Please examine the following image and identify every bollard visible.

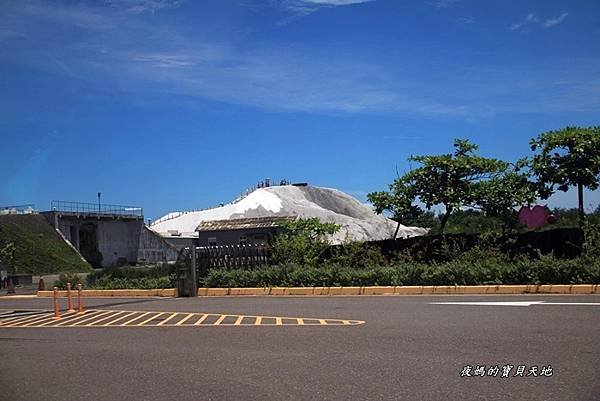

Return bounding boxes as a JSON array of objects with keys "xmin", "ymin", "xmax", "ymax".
[
  {"xmin": 66, "ymin": 282, "xmax": 75, "ymax": 312},
  {"xmin": 77, "ymin": 283, "xmax": 84, "ymax": 314},
  {"xmin": 53, "ymin": 286, "xmax": 61, "ymax": 320},
  {"xmin": 7, "ymin": 278, "xmax": 15, "ymax": 294},
  {"xmin": 38, "ymin": 277, "xmax": 45, "ymax": 292}
]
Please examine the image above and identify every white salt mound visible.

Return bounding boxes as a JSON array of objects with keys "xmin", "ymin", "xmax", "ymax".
[{"xmin": 150, "ymin": 185, "xmax": 427, "ymax": 243}]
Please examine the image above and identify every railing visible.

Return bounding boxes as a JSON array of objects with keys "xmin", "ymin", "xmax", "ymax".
[
  {"xmin": 50, "ymin": 200, "xmax": 143, "ymax": 217},
  {"xmin": 196, "ymin": 244, "xmax": 270, "ymax": 270},
  {"xmin": 0, "ymin": 204, "xmax": 36, "ymax": 215}
]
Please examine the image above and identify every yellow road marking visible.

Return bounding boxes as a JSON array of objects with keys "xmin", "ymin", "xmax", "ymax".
[
  {"xmin": 1, "ymin": 312, "xmax": 53, "ymax": 326},
  {"xmin": 176, "ymin": 313, "xmax": 195, "ymax": 326},
  {"xmin": 36, "ymin": 312, "xmax": 81, "ymax": 327},
  {"xmin": 121, "ymin": 312, "xmax": 151, "ymax": 326},
  {"xmin": 89, "ymin": 311, "xmax": 128, "ymax": 326},
  {"xmin": 193, "ymin": 314, "xmax": 209, "ymax": 325},
  {"xmin": 0, "ymin": 308, "xmax": 365, "ymax": 328},
  {"xmin": 54, "ymin": 311, "xmax": 100, "ymax": 326},
  {"xmin": 73, "ymin": 311, "xmax": 114, "ymax": 326},
  {"xmin": 137, "ymin": 312, "xmax": 165, "ymax": 326},
  {"xmin": 4, "ymin": 313, "xmax": 54, "ymax": 327},
  {"xmin": 213, "ymin": 315, "xmax": 227, "ymax": 325},
  {"xmin": 157, "ymin": 313, "xmax": 179, "ymax": 326},
  {"xmin": 102, "ymin": 311, "xmax": 138, "ymax": 326}
]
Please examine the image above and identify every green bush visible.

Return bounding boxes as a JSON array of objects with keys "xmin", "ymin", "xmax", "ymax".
[
  {"xmin": 85, "ymin": 263, "xmax": 176, "ymax": 289},
  {"xmin": 203, "ymin": 255, "xmax": 600, "ymax": 288},
  {"xmin": 53, "ymin": 272, "xmax": 85, "ymax": 289},
  {"xmin": 89, "ymin": 276, "xmax": 173, "ymax": 290},
  {"xmin": 270, "ymin": 218, "xmax": 339, "ymax": 265}
]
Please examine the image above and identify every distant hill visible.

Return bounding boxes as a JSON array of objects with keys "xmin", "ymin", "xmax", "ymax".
[
  {"xmin": 0, "ymin": 214, "xmax": 92, "ymax": 275},
  {"xmin": 151, "ymin": 185, "xmax": 427, "ymax": 243}
]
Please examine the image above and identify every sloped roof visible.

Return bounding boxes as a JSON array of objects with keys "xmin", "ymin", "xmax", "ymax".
[{"xmin": 196, "ymin": 216, "xmax": 296, "ymax": 232}]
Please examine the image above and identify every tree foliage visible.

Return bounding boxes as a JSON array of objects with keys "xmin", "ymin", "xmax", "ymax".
[
  {"xmin": 530, "ymin": 126, "xmax": 600, "ymax": 224},
  {"xmin": 370, "ymin": 139, "xmax": 535, "ymax": 234},
  {"xmin": 368, "ymin": 179, "xmax": 422, "ymax": 238},
  {"xmin": 0, "ymin": 242, "xmax": 16, "ymax": 274},
  {"xmin": 270, "ymin": 218, "xmax": 340, "ymax": 265}
]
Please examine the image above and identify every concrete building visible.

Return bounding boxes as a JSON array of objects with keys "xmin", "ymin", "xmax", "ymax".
[
  {"xmin": 196, "ymin": 216, "xmax": 295, "ymax": 246},
  {"xmin": 43, "ymin": 201, "xmax": 178, "ymax": 267}
]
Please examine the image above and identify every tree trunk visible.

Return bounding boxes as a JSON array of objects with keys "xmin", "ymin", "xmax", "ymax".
[
  {"xmin": 393, "ymin": 220, "xmax": 401, "ymax": 240},
  {"xmin": 578, "ymin": 182, "xmax": 585, "ymax": 226},
  {"xmin": 439, "ymin": 208, "xmax": 452, "ymax": 234}
]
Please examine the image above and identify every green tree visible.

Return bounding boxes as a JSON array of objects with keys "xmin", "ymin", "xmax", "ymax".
[
  {"xmin": 474, "ymin": 163, "xmax": 537, "ymax": 232},
  {"xmin": 368, "ymin": 178, "xmax": 422, "ymax": 239},
  {"xmin": 530, "ymin": 126, "xmax": 600, "ymax": 225},
  {"xmin": 0, "ymin": 242, "xmax": 16, "ymax": 274},
  {"xmin": 401, "ymin": 139, "xmax": 510, "ymax": 233},
  {"xmin": 270, "ymin": 218, "xmax": 340, "ymax": 265},
  {"xmin": 370, "ymin": 139, "xmax": 535, "ymax": 234}
]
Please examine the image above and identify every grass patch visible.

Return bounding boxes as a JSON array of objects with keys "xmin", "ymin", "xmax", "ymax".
[{"xmin": 0, "ymin": 214, "xmax": 91, "ymax": 275}]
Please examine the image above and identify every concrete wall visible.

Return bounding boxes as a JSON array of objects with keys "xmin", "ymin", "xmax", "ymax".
[
  {"xmin": 43, "ymin": 212, "xmax": 143, "ymax": 268},
  {"xmin": 138, "ymin": 226, "xmax": 179, "ymax": 264},
  {"xmin": 161, "ymin": 236, "xmax": 197, "ymax": 252}
]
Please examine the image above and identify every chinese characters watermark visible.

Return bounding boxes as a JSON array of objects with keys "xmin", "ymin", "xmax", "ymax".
[{"xmin": 460, "ymin": 364, "xmax": 553, "ymax": 378}]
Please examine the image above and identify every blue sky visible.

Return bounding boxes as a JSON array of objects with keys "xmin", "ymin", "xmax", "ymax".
[{"xmin": 1, "ymin": 0, "xmax": 599, "ymax": 219}]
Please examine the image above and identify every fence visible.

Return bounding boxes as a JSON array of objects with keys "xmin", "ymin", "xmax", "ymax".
[
  {"xmin": 197, "ymin": 244, "xmax": 270, "ymax": 270},
  {"xmin": 50, "ymin": 200, "xmax": 143, "ymax": 218}
]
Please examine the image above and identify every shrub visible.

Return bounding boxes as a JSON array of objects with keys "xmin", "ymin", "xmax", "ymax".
[
  {"xmin": 85, "ymin": 263, "xmax": 176, "ymax": 289},
  {"xmin": 53, "ymin": 272, "xmax": 85, "ymax": 289},
  {"xmin": 203, "ymin": 255, "xmax": 600, "ymax": 288}
]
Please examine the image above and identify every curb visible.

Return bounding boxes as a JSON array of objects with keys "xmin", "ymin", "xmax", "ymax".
[
  {"xmin": 34, "ymin": 285, "xmax": 600, "ymax": 298},
  {"xmin": 37, "ymin": 289, "xmax": 176, "ymax": 297},
  {"xmin": 197, "ymin": 284, "xmax": 600, "ymax": 296}
]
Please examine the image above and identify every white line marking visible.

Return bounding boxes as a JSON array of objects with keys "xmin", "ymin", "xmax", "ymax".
[{"xmin": 431, "ymin": 301, "xmax": 600, "ymax": 307}]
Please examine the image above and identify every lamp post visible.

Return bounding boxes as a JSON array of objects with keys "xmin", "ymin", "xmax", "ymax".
[{"xmin": 97, "ymin": 192, "xmax": 101, "ymax": 214}]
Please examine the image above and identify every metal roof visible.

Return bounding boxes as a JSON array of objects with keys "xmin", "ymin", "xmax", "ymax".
[{"xmin": 196, "ymin": 216, "xmax": 296, "ymax": 232}]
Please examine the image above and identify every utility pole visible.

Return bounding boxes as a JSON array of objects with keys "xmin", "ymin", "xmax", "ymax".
[
  {"xmin": 189, "ymin": 245, "xmax": 198, "ymax": 297},
  {"xmin": 97, "ymin": 192, "xmax": 101, "ymax": 214}
]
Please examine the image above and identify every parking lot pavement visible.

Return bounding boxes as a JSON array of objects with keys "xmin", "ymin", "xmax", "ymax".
[{"xmin": 1, "ymin": 295, "xmax": 599, "ymax": 401}]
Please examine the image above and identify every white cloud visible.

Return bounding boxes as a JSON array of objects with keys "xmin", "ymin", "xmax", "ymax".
[
  {"xmin": 509, "ymin": 12, "xmax": 569, "ymax": 31},
  {"xmin": 105, "ymin": 0, "xmax": 186, "ymax": 14},
  {"xmin": 1, "ymin": 1, "xmax": 597, "ymax": 120},
  {"xmin": 276, "ymin": 0, "xmax": 373, "ymax": 24},
  {"xmin": 543, "ymin": 13, "xmax": 568, "ymax": 28},
  {"xmin": 508, "ymin": 13, "xmax": 539, "ymax": 31},
  {"xmin": 302, "ymin": 0, "xmax": 371, "ymax": 4},
  {"xmin": 457, "ymin": 17, "xmax": 475, "ymax": 25},
  {"xmin": 431, "ymin": 0, "xmax": 459, "ymax": 9}
]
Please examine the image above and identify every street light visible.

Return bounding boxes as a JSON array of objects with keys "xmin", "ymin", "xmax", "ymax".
[{"xmin": 97, "ymin": 192, "xmax": 101, "ymax": 213}]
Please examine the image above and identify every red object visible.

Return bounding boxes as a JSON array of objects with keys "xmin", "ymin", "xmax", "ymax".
[
  {"xmin": 518, "ymin": 205, "xmax": 549, "ymax": 229},
  {"xmin": 547, "ymin": 214, "xmax": 557, "ymax": 224}
]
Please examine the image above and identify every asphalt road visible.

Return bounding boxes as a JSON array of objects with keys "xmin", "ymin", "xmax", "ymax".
[{"xmin": 1, "ymin": 295, "xmax": 599, "ymax": 401}]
